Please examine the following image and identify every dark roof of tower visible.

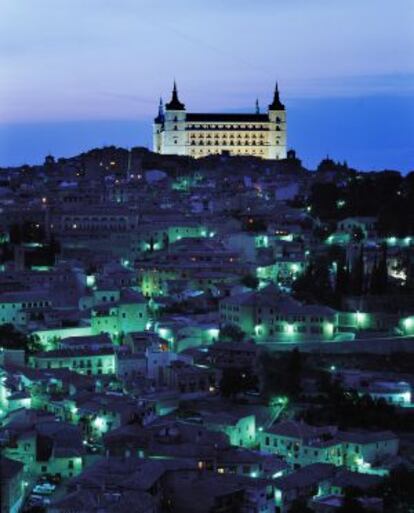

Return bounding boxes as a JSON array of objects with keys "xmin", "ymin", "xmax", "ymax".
[
  {"xmin": 268, "ymin": 82, "xmax": 285, "ymax": 111},
  {"xmin": 165, "ymin": 81, "xmax": 185, "ymax": 111}
]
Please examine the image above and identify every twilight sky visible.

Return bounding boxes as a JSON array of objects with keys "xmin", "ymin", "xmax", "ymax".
[{"xmin": 1, "ymin": 0, "xmax": 414, "ymax": 170}]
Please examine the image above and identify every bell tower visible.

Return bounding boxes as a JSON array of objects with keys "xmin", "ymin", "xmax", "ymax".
[
  {"xmin": 268, "ymin": 82, "xmax": 287, "ymax": 159},
  {"xmin": 162, "ymin": 81, "xmax": 187, "ymax": 155}
]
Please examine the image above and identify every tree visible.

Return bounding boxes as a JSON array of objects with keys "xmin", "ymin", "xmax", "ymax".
[
  {"xmin": 48, "ymin": 235, "xmax": 61, "ymax": 262},
  {"xmin": 377, "ymin": 466, "xmax": 414, "ymax": 512},
  {"xmin": 219, "ymin": 324, "xmax": 245, "ymax": 342},
  {"xmin": 287, "ymin": 499, "xmax": 314, "ymax": 513},
  {"xmin": 286, "ymin": 348, "xmax": 302, "ymax": 398},
  {"xmin": 0, "ymin": 324, "xmax": 28, "ymax": 350},
  {"xmin": 260, "ymin": 349, "xmax": 305, "ymax": 401},
  {"xmin": 335, "ymin": 250, "xmax": 350, "ymax": 302},
  {"xmin": 219, "ymin": 367, "xmax": 258, "ymax": 399},
  {"xmin": 350, "ymin": 247, "xmax": 365, "ymax": 296},
  {"xmin": 27, "ymin": 334, "xmax": 44, "ymax": 353},
  {"xmin": 293, "ymin": 256, "xmax": 335, "ymax": 305},
  {"xmin": 309, "ymin": 182, "xmax": 341, "ymax": 220},
  {"xmin": 240, "ymin": 273, "xmax": 259, "ymax": 289},
  {"xmin": 9, "ymin": 223, "xmax": 22, "ymax": 244},
  {"xmin": 162, "ymin": 232, "xmax": 169, "ymax": 250},
  {"xmin": 243, "ymin": 217, "xmax": 267, "ymax": 232},
  {"xmin": 351, "ymin": 226, "xmax": 365, "ymax": 243},
  {"xmin": 369, "ymin": 243, "xmax": 388, "ymax": 294}
]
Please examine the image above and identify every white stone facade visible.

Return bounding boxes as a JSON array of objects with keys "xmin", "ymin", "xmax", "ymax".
[{"xmin": 153, "ymin": 82, "xmax": 287, "ymax": 160}]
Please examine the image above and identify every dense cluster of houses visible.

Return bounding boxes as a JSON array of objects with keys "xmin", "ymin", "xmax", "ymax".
[{"xmin": 0, "ymin": 148, "xmax": 413, "ymax": 512}]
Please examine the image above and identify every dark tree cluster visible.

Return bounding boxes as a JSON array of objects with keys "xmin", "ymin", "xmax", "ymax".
[
  {"xmin": 294, "ymin": 244, "xmax": 394, "ymax": 309},
  {"xmin": 9, "ymin": 222, "xmax": 46, "ymax": 244},
  {"xmin": 25, "ymin": 239, "xmax": 61, "ymax": 267},
  {"xmin": 219, "ymin": 367, "xmax": 258, "ymax": 399},
  {"xmin": 335, "ymin": 246, "xmax": 389, "ymax": 297},
  {"xmin": 292, "ymin": 256, "xmax": 335, "ymax": 306},
  {"xmin": 242, "ymin": 217, "xmax": 267, "ymax": 233},
  {"xmin": 303, "ymin": 376, "xmax": 414, "ymax": 432},
  {"xmin": 219, "ymin": 324, "xmax": 245, "ymax": 342},
  {"xmin": 377, "ymin": 466, "xmax": 414, "ymax": 512},
  {"xmin": 260, "ymin": 348, "xmax": 303, "ymax": 400},
  {"xmin": 0, "ymin": 324, "xmax": 42, "ymax": 353},
  {"xmin": 240, "ymin": 273, "xmax": 259, "ymax": 289},
  {"xmin": 0, "ymin": 324, "xmax": 28, "ymax": 350},
  {"xmin": 309, "ymin": 171, "xmax": 414, "ymax": 237}
]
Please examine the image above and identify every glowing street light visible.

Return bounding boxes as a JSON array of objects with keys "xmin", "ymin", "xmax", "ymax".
[
  {"xmin": 285, "ymin": 324, "xmax": 294, "ymax": 335},
  {"xmin": 403, "ymin": 317, "xmax": 413, "ymax": 332}
]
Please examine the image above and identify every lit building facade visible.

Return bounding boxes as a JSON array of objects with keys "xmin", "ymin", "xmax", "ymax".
[{"xmin": 153, "ymin": 82, "xmax": 287, "ymax": 159}]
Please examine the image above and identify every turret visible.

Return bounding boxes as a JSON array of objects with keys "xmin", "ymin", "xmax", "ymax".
[
  {"xmin": 165, "ymin": 81, "xmax": 185, "ymax": 111},
  {"xmin": 153, "ymin": 98, "xmax": 164, "ymax": 153},
  {"xmin": 154, "ymin": 97, "xmax": 164, "ymax": 123},
  {"xmin": 268, "ymin": 82, "xmax": 285, "ymax": 112},
  {"xmin": 160, "ymin": 81, "xmax": 187, "ymax": 155},
  {"xmin": 268, "ymin": 82, "xmax": 287, "ymax": 159}
]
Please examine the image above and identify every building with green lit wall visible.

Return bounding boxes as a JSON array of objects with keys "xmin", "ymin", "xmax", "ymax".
[{"xmin": 219, "ymin": 284, "xmax": 337, "ymax": 342}]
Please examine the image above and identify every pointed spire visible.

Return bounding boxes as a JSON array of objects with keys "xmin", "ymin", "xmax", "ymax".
[
  {"xmin": 255, "ymin": 98, "xmax": 260, "ymax": 114},
  {"xmin": 166, "ymin": 80, "xmax": 185, "ymax": 111},
  {"xmin": 268, "ymin": 81, "xmax": 285, "ymax": 111},
  {"xmin": 155, "ymin": 97, "xmax": 164, "ymax": 123}
]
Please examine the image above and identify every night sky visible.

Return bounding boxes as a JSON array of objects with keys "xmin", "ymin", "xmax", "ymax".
[{"xmin": 1, "ymin": 0, "xmax": 413, "ymax": 170}]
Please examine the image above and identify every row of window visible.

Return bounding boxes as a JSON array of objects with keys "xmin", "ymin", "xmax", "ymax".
[
  {"xmin": 42, "ymin": 358, "xmax": 112, "ymax": 368},
  {"xmin": 185, "ymin": 121, "xmax": 282, "ymax": 130},
  {"xmin": 63, "ymin": 217, "xmax": 128, "ymax": 222},
  {"xmin": 189, "ymin": 133, "xmax": 269, "ymax": 139},
  {"xmin": 220, "ymin": 314, "xmax": 239, "ymax": 323},
  {"xmin": 255, "ymin": 312, "xmax": 328, "ymax": 323},
  {"xmin": 264, "ymin": 437, "xmax": 340, "ymax": 457},
  {"xmin": 190, "ymin": 140, "xmax": 272, "ymax": 147},
  {"xmin": 188, "ymin": 148, "xmax": 269, "ymax": 155},
  {"xmin": 1, "ymin": 316, "xmax": 24, "ymax": 323},
  {"xmin": 221, "ymin": 304, "xmax": 240, "ymax": 311},
  {"xmin": 1, "ymin": 301, "xmax": 51, "ymax": 309},
  {"xmin": 267, "ymin": 326, "xmax": 324, "ymax": 334}
]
